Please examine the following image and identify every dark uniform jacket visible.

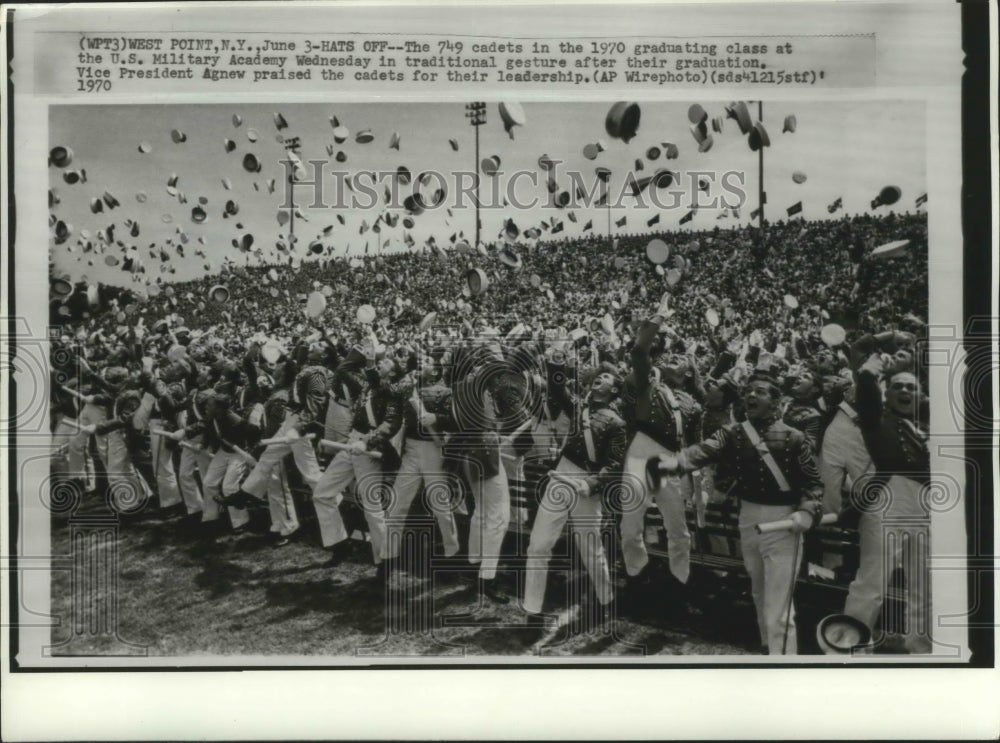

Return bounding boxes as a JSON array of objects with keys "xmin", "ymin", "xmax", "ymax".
[
  {"xmin": 856, "ymin": 369, "xmax": 930, "ymax": 485},
  {"xmin": 676, "ymin": 415, "xmax": 823, "ymax": 517},
  {"xmin": 622, "ymin": 335, "xmax": 703, "ymax": 451},
  {"xmin": 443, "ymin": 369, "xmax": 502, "ymax": 479},
  {"xmin": 288, "ymin": 364, "xmax": 332, "ymax": 434},
  {"xmin": 396, "ymin": 378, "xmax": 454, "ymax": 443},
  {"xmin": 782, "ymin": 401, "xmax": 823, "ymax": 453}
]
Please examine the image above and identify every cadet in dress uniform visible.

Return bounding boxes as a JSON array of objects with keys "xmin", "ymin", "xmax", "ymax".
[
  {"xmin": 232, "ymin": 349, "xmax": 326, "ymax": 507},
  {"xmin": 78, "ymin": 367, "xmax": 154, "ymax": 513},
  {"xmin": 845, "ymin": 354, "xmax": 932, "ymax": 653},
  {"xmin": 386, "ymin": 357, "xmax": 461, "ymax": 564},
  {"xmin": 619, "ymin": 321, "xmax": 703, "ymax": 586},
  {"xmin": 653, "ymin": 371, "xmax": 823, "ymax": 654},
  {"xmin": 522, "ymin": 368, "xmax": 626, "ymax": 620},
  {"xmin": 312, "ymin": 353, "xmax": 404, "ymax": 574},
  {"xmin": 132, "ymin": 361, "xmax": 191, "ymax": 514},
  {"xmin": 442, "ymin": 344, "xmax": 511, "ymax": 603},
  {"xmin": 175, "ymin": 382, "xmax": 214, "ymax": 520},
  {"xmin": 177, "ymin": 384, "xmax": 258, "ymax": 534}
]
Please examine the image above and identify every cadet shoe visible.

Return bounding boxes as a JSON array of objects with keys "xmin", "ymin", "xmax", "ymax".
[
  {"xmin": 480, "ymin": 578, "xmax": 510, "ymax": 605},
  {"xmin": 321, "ymin": 541, "xmax": 352, "ymax": 568}
]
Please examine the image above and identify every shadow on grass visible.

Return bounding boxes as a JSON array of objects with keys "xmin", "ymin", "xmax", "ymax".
[{"xmin": 193, "ymin": 558, "xmax": 253, "ymax": 599}]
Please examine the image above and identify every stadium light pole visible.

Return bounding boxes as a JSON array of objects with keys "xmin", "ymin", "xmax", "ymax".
[{"xmin": 465, "ymin": 102, "xmax": 487, "ymax": 248}]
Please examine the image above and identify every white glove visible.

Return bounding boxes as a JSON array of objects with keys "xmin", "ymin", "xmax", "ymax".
[{"xmin": 788, "ymin": 511, "xmax": 813, "ymax": 533}]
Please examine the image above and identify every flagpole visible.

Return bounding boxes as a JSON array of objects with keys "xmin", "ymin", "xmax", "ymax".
[
  {"xmin": 288, "ymin": 174, "xmax": 296, "ymax": 250},
  {"xmin": 758, "ymin": 100, "xmax": 765, "ymax": 231}
]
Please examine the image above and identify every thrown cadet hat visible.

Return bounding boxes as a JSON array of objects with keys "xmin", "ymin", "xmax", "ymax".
[
  {"xmin": 870, "ymin": 239, "xmax": 910, "ymax": 260},
  {"xmin": 171, "ymin": 129, "xmax": 187, "ymax": 144},
  {"xmin": 870, "ymin": 185, "xmax": 902, "ymax": 209},
  {"xmin": 729, "ymin": 101, "xmax": 753, "ymax": 134},
  {"xmin": 498, "ymin": 245, "xmax": 522, "ymax": 269},
  {"xmin": 273, "ymin": 112, "xmax": 288, "ymax": 130},
  {"xmin": 646, "ymin": 238, "xmax": 670, "ymax": 264},
  {"xmin": 687, "ymin": 103, "xmax": 708, "ymax": 125},
  {"xmin": 816, "ymin": 614, "xmax": 871, "ymax": 655},
  {"xmin": 223, "ymin": 138, "xmax": 236, "ymax": 153},
  {"xmin": 246, "ymin": 128, "xmax": 259, "ymax": 142},
  {"xmin": 498, "ymin": 102, "xmax": 526, "ymax": 138},
  {"xmin": 389, "ymin": 131, "xmax": 401, "ymax": 150},
  {"xmin": 449, "ymin": 138, "xmax": 459, "ymax": 152},
  {"xmin": 792, "ymin": 171, "xmax": 807, "ymax": 184},
  {"xmin": 418, "ymin": 311, "xmax": 438, "ymax": 332},
  {"xmin": 645, "ymin": 146, "xmax": 661, "ymax": 161},
  {"xmin": 782, "ymin": 114, "xmax": 797, "ymax": 133},
  {"xmin": 90, "ymin": 198, "xmax": 103, "ymax": 214},
  {"xmin": 51, "ymin": 275, "xmax": 74, "ymax": 297},
  {"xmin": 748, "ymin": 122, "xmax": 771, "ymax": 151},
  {"xmin": 652, "ymin": 168, "xmax": 675, "ymax": 188},
  {"xmin": 306, "ymin": 291, "xmax": 326, "ymax": 319},
  {"xmin": 63, "ymin": 170, "xmax": 81, "ymax": 184},
  {"xmin": 208, "ymin": 284, "xmax": 230, "ymax": 303},
  {"xmin": 242, "ymin": 153, "xmax": 261, "ymax": 173},
  {"xmin": 605, "ymin": 102, "xmax": 641, "ymax": 143},
  {"xmin": 49, "ymin": 146, "xmax": 73, "ymax": 167},
  {"xmin": 54, "ymin": 220, "xmax": 72, "ymax": 240},
  {"xmin": 690, "ymin": 120, "xmax": 709, "ymax": 146},
  {"xmin": 481, "ymin": 155, "xmax": 502, "ymax": 175},
  {"xmin": 466, "ymin": 268, "xmax": 489, "ymax": 297},
  {"xmin": 820, "ymin": 323, "xmax": 847, "ymax": 347},
  {"xmin": 711, "ymin": 116, "xmax": 724, "ymax": 134},
  {"xmin": 583, "ymin": 143, "xmax": 600, "ymax": 160},
  {"xmin": 190, "ymin": 206, "xmax": 208, "ymax": 224},
  {"xmin": 225, "ymin": 199, "xmax": 239, "ymax": 216},
  {"xmin": 138, "ymin": 141, "xmax": 152, "ymax": 154},
  {"xmin": 356, "ymin": 129, "xmax": 374, "ymax": 144},
  {"xmin": 329, "ymin": 127, "xmax": 349, "ymax": 148}
]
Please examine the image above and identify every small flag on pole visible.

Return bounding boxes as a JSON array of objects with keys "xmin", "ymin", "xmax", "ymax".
[
  {"xmin": 583, "ymin": 220, "xmax": 593, "ymax": 231},
  {"xmin": 786, "ymin": 201, "xmax": 803, "ymax": 217},
  {"xmin": 615, "ymin": 216, "xmax": 627, "ymax": 228},
  {"xmin": 647, "ymin": 213, "xmax": 660, "ymax": 227},
  {"xmin": 827, "ymin": 197, "xmax": 843, "ymax": 214},
  {"xmin": 679, "ymin": 210, "xmax": 695, "ymax": 225},
  {"xmin": 750, "ymin": 207, "xmax": 762, "ymax": 220},
  {"xmin": 915, "ymin": 193, "xmax": 928, "ymax": 208}
]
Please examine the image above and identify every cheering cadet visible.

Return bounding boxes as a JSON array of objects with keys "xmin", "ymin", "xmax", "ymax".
[
  {"xmin": 619, "ymin": 320, "xmax": 703, "ymax": 589},
  {"xmin": 845, "ymin": 351, "xmax": 932, "ymax": 653},
  {"xmin": 443, "ymin": 344, "xmax": 511, "ymax": 604},
  {"xmin": 522, "ymin": 365, "xmax": 626, "ymax": 623},
  {"xmin": 651, "ymin": 370, "xmax": 823, "ymax": 654},
  {"xmin": 311, "ymin": 346, "xmax": 404, "ymax": 577},
  {"xmin": 385, "ymin": 355, "xmax": 461, "ymax": 567}
]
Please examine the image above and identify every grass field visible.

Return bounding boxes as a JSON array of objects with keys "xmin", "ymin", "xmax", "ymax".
[{"xmin": 49, "ymin": 495, "xmax": 766, "ymax": 659}]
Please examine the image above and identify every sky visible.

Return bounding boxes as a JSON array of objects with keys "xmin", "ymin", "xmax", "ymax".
[{"xmin": 49, "ymin": 100, "xmax": 926, "ymax": 288}]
